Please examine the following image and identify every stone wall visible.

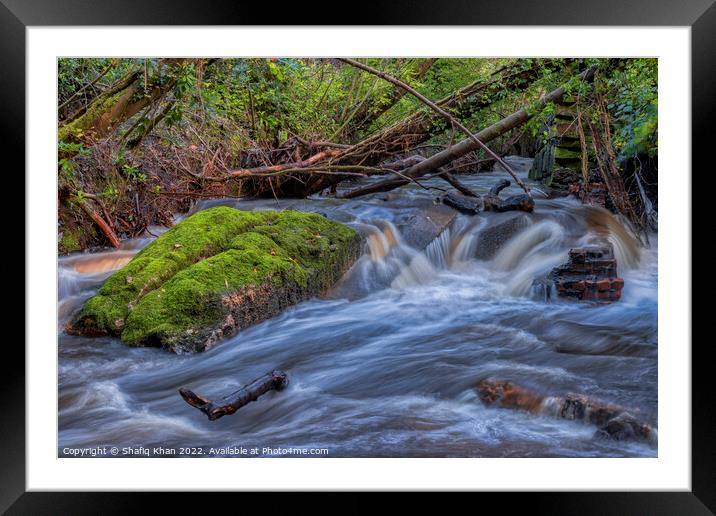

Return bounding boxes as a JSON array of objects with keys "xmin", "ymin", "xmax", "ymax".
[{"xmin": 528, "ymin": 95, "xmax": 595, "ymax": 194}]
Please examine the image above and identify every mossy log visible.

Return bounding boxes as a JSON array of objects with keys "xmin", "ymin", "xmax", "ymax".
[
  {"xmin": 58, "ymin": 59, "xmax": 196, "ymax": 145},
  {"xmin": 67, "ymin": 207, "xmax": 362, "ymax": 352}
]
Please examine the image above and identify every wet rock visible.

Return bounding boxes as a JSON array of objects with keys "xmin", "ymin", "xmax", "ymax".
[
  {"xmin": 476, "ymin": 379, "xmax": 656, "ymax": 444},
  {"xmin": 528, "ymin": 96, "xmax": 594, "ymax": 194},
  {"xmin": 67, "ymin": 207, "xmax": 362, "ymax": 353},
  {"xmin": 595, "ymin": 413, "xmax": 654, "ymax": 442},
  {"xmin": 476, "ymin": 379, "xmax": 544, "ymax": 412},
  {"xmin": 549, "ymin": 246, "xmax": 624, "ymax": 302},
  {"xmin": 549, "ymin": 167, "xmax": 581, "ymax": 192},
  {"xmin": 394, "ymin": 202, "xmax": 457, "ymax": 251},
  {"xmin": 473, "ymin": 213, "xmax": 531, "ymax": 260},
  {"xmin": 528, "ymin": 142, "xmax": 554, "ymax": 181}
]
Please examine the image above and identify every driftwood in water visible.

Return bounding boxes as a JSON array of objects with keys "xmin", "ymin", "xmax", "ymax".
[
  {"xmin": 441, "ymin": 179, "xmax": 534, "ymax": 216},
  {"xmin": 382, "ymin": 156, "xmax": 481, "ymax": 198},
  {"xmin": 441, "ymin": 191, "xmax": 483, "ymax": 215},
  {"xmin": 483, "ymin": 179, "xmax": 535, "ymax": 213},
  {"xmin": 476, "ymin": 379, "xmax": 656, "ymax": 443},
  {"xmin": 179, "ymin": 370, "xmax": 288, "ymax": 421}
]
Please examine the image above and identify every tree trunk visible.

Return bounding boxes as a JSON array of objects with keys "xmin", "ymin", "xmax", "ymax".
[
  {"xmin": 58, "ymin": 59, "xmax": 193, "ymax": 144},
  {"xmin": 338, "ymin": 59, "xmax": 566, "ymax": 166},
  {"xmin": 267, "ymin": 60, "xmax": 560, "ymax": 197},
  {"xmin": 338, "ymin": 57, "xmax": 529, "ymax": 194},
  {"xmin": 126, "ymin": 99, "xmax": 177, "ymax": 148},
  {"xmin": 341, "ymin": 67, "xmax": 595, "ymax": 199}
]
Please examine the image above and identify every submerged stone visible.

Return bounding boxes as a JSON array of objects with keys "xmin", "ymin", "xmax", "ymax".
[
  {"xmin": 67, "ymin": 207, "xmax": 362, "ymax": 352},
  {"xmin": 476, "ymin": 379, "xmax": 656, "ymax": 444}
]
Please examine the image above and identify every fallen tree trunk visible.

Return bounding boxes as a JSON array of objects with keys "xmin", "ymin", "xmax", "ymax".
[
  {"xmin": 272, "ymin": 60, "xmax": 558, "ymax": 197},
  {"xmin": 126, "ymin": 98, "xmax": 177, "ymax": 148},
  {"xmin": 58, "ymin": 59, "xmax": 118, "ymax": 118},
  {"xmin": 476, "ymin": 379, "xmax": 656, "ymax": 443},
  {"xmin": 441, "ymin": 191, "xmax": 483, "ymax": 214},
  {"xmin": 341, "ymin": 67, "xmax": 596, "ymax": 199},
  {"xmin": 339, "ymin": 60, "xmax": 562, "ymax": 166},
  {"xmin": 58, "ymin": 58, "xmax": 199, "ymax": 145},
  {"xmin": 228, "ymin": 149, "xmax": 342, "ymax": 177},
  {"xmin": 338, "ymin": 58, "xmax": 529, "ymax": 195},
  {"xmin": 179, "ymin": 370, "xmax": 289, "ymax": 421}
]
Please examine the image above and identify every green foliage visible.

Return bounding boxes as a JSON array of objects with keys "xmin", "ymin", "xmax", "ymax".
[
  {"xmin": 57, "ymin": 140, "xmax": 90, "ymax": 177},
  {"xmin": 57, "ymin": 57, "xmax": 656, "ymax": 184},
  {"xmin": 122, "ymin": 163, "xmax": 146, "ymax": 182},
  {"xmin": 111, "ymin": 149, "xmax": 126, "ymax": 166},
  {"xmin": 58, "ymin": 158, "xmax": 76, "ymax": 178},
  {"xmin": 59, "ymin": 229, "xmax": 82, "ymax": 253},
  {"xmin": 57, "ymin": 58, "xmax": 129, "ymax": 107},
  {"xmin": 603, "ymin": 59, "xmax": 658, "ymax": 160},
  {"xmin": 58, "ymin": 140, "xmax": 90, "ymax": 157},
  {"xmin": 173, "ymin": 62, "xmax": 197, "ymax": 96},
  {"xmin": 102, "ymin": 185, "xmax": 119, "ymax": 198}
]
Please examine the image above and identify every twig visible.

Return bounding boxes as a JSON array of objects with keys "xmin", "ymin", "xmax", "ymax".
[{"xmin": 227, "ymin": 150, "xmax": 341, "ymax": 177}]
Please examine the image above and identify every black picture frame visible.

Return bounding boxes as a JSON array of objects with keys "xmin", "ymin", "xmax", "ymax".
[{"xmin": 3, "ymin": 1, "xmax": 712, "ymax": 513}]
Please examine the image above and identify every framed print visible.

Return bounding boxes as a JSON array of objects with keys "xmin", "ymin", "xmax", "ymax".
[{"xmin": 4, "ymin": 0, "xmax": 712, "ymax": 512}]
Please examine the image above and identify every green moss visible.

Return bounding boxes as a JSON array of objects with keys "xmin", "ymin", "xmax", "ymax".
[
  {"xmin": 71, "ymin": 206, "xmax": 275, "ymax": 334},
  {"xmin": 250, "ymin": 211, "xmax": 358, "ymax": 289},
  {"xmin": 58, "ymin": 89, "xmax": 127, "ymax": 143},
  {"xmin": 121, "ymin": 232, "xmax": 307, "ymax": 345},
  {"xmin": 70, "ymin": 207, "xmax": 361, "ymax": 350},
  {"xmin": 554, "ymin": 147, "xmax": 583, "ymax": 160},
  {"xmin": 59, "ymin": 230, "xmax": 81, "ymax": 254}
]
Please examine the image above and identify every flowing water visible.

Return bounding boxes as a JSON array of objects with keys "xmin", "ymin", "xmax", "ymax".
[{"xmin": 58, "ymin": 159, "xmax": 657, "ymax": 458}]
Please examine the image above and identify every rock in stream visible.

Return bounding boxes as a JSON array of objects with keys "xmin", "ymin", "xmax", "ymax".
[{"xmin": 67, "ymin": 207, "xmax": 362, "ymax": 353}]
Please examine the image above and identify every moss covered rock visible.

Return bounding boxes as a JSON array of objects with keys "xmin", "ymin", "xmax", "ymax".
[{"xmin": 67, "ymin": 207, "xmax": 362, "ymax": 352}]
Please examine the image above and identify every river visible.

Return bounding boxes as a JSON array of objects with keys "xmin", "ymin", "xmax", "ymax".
[{"xmin": 58, "ymin": 158, "xmax": 657, "ymax": 458}]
